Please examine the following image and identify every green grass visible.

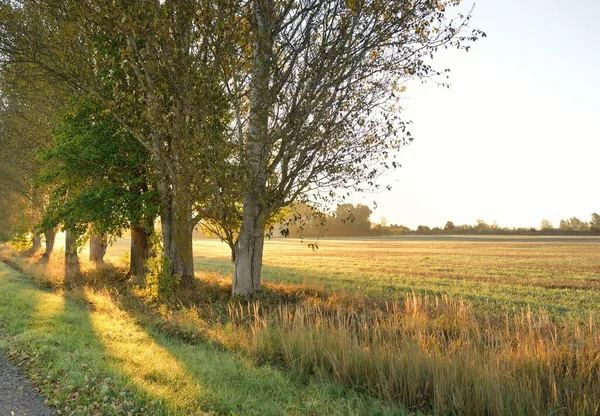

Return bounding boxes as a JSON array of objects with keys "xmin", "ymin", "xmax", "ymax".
[
  {"xmin": 3, "ymin": 236, "xmax": 600, "ymax": 415},
  {"xmin": 190, "ymin": 238, "xmax": 600, "ymax": 320},
  {"xmin": 0, "ymin": 261, "xmax": 406, "ymax": 415}
]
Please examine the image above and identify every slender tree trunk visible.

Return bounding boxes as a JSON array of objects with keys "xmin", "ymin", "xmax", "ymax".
[
  {"xmin": 232, "ymin": 195, "xmax": 266, "ymax": 296},
  {"xmin": 65, "ymin": 229, "xmax": 80, "ymax": 280},
  {"xmin": 129, "ymin": 222, "xmax": 151, "ymax": 284},
  {"xmin": 232, "ymin": 0, "xmax": 273, "ymax": 296},
  {"xmin": 89, "ymin": 233, "xmax": 107, "ymax": 264},
  {"xmin": 29, "ymin": 190, "xmax": 42, "ymax": 255},
  {"xmin": 42, "ymin": 229, "xmax": 56, "ymax": 261}
]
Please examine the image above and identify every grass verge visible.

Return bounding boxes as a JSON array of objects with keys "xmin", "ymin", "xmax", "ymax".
[
  {"xmin": 2, "ymin": 244, "xmax": 600, "ymax": 415},
  {"xmin": 0, "ymin": 257, "xmax": 406, "ymax": 415}
]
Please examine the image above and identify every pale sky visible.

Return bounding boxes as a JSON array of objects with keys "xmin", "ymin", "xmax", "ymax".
[{"xmin": 359, "ymin": 0, "xmax": 600, "ymax": 229}]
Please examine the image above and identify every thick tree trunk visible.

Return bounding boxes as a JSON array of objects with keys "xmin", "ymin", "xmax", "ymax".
[
  {"xmin": 42, "ymin": 229, "xmax": 56, "ymax": 261},
  {"xmin": 161, "ymin": 206, "xmax": 194, "ymax": 287},
  {"xmin": 89, "ymin": 233, "xmax": 107, "ymax": 264},
  {"xmin": 157, "ymin": 178, "xmax": 195, "ymax": 287},
  {"xmin": 169, "ymin": 219, "xmax": 194, "ymax": 286},
  {"xmin": 232, "ymin": 195, "xmax": 266, "ymax": 297},
  {"xmin": 65, "ymin": 229, "xmax": 80, "ymax": 279},
  {"xmin": 129, "ymin": 223, "xmax": 151, "ymax": 284}
]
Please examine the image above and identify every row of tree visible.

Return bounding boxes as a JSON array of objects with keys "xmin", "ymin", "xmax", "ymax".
[
  {"xmin": 0, "ymin": 0, "xmax": 483, "ymax": 296},
  {"xmin": 278, "ymin": 203, "xmax": 376, "ymax": 237},
  {"xmin": 278, "ymin": 206, "xmax": 600, "ymax": 237},
  {"xmin": 399, "ymin": 214, "xmax": 600, "ymax": 236}
]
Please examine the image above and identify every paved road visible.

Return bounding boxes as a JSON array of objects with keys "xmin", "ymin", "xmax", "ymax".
[{"xmin": 0, "ymin": 352, "xmax": 56, "ymax": 416}]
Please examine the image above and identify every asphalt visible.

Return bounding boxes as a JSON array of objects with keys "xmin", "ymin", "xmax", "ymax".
[{"xmin": 0, "ymin": 352, "xmax": 56, "ymax": 416}]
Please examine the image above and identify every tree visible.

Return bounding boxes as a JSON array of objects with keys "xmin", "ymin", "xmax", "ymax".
[
  {"xmin": 389, "ymin": 224, "xmax": 410, "ymax": 235},
  {"xmin": 0, "ymin": 56, "xmax": 66, "ymax": 251},
  {"xmin": 1, "ymin": 0, "xmax": 234, "ymax": 286},
  {"xmin": 444, "ymin": 221, "xmax": 456, "ymax": 232},
  {"xmin": 559, "ymin": 217, "xmax": 589, "ymax": 232},
  {"xmin": 88, "ymin": 232, "xmax": 108, "ymax": 264},
  {"xmin": 326, "ymin": 204, "xmax": 374, "ymax": 236},
  {"xmin": 475, "ymin": 219, "xmax": 490, "ymax": 234},
  {"xmin": 590, "ymin": 213, "xmax": 600, "ymax": 233},
  {"xmin": 102, "ymin": 1, "xmax": 233, "ymax": 285},
  {"xmin": 540, "ymin": 219, "xmax": 553, "ymax": 231},
  {"xmin": 209, "ymin": 0, "xmax": 484, "ymax": 296},
  {"xmin": 416, "ymin": 225, "xmax": 431, "ymax": 235},
  {"xmin": 64, "ymin": 228, "xmax": 80, "ymax": 278},
  {"xmin": 38, "ymin": 98, "xmax": 159, "ymax": 280},
  {"xmin": 559, "ymin": 219, "xmax": 567, "ymax": 231},
  {"xmin": 1, "ymin": 0, "xmax": 483, "ymax": 297}
]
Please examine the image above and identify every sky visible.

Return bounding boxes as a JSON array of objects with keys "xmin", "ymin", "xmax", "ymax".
[{"xmin": 356, "ymin": 0, "xmax": 600, "ymax": 229}]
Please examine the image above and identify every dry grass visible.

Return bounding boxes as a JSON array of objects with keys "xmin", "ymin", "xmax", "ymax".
[
  {"xmin": 156, "ymin": 274, "xmax": 600, "ymax": 414},
  {"xmin": 3, "ymin": 238, "xmax": 600, "ymax": 415},
  {"xmin": 0, "ymin": 247, "xmax": 403, "ymax": 415},
  {"xmin": 192, "ymin": 237, "xmax": 600, "ymax": 320},
  {"xmin": 0, "ymin": 244, "xmax": 127, "ymax": 289},
  {"xmin": 230, "ymin": 297, "xmax": 600, "ymax": 415}
]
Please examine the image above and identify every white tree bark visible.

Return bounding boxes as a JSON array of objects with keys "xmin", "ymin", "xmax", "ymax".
[
  {"xmin": 231, "ymin": 0, "xmax": 274, "ymax": 297},
  {"xmin": 232, "ymin": 194, "xmax": 266, "ymax": 296}
]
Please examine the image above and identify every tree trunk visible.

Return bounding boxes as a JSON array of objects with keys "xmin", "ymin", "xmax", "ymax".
[
  {"xmin": 232, "ymin": 195, "xmax": 266, "ymax": 297},
  {"xmin": 65, "ymin": 229, "xmax": 80, "ymax": 280},
  {"xmin": 31, "ymin": 233, "xmax": 42, "ymax": 253},
  {"xmin": 29, "ymin": 190, "xmax": 43, "ymax": 255},
  {"xmin": 157, "ymin": 178, "xmax": 195, "ymax": 287},
  {"xmin": 129, "ymin": 223, "xmax": 151, "ymax": 284},
  {"xmin": 161, "ymin": 204, "xmax": 195, "ymax": 287},
  {"xmin": 89, "ymin": 233, "xmax": 107, "ymax": 264},
  {"xmin": 42, "ymin": 229, "xmax": 56, "ymax": 261},
  {"xmin": 169, "ymin": 219, "xmax": 194, "ymax": 286},
  {"xmin": 231, "ymin": 0, "xmax": 273, "ymax": 297}
]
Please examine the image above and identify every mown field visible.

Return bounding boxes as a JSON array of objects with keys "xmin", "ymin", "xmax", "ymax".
[
  {"xmin": 187, "ymin": 236, "xmax": 600, "ymax": 320},
  {"xmin": 1, "ymin": 236, "xmax": 600, "ymax": 415}
]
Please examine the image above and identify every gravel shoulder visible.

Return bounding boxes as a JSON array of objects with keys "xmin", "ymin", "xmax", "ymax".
[{"xmin": 0, "ymin": 351, "xmax": 56, "ymax": 416}]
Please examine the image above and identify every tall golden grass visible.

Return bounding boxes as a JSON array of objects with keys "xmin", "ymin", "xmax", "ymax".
[
  {"xmin": 0, "ymin": 245, "xmax": 127, "ymax": 293},
  {"xmin": 229, "ymin": 295, "xmax": 600, "ymax": 415},
  {"xmin": 2, "ymin": 244, "xmax": 600, "ymax": 415}
]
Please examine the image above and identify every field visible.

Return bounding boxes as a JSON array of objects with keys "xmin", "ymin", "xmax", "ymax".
[
  {"xmin": 187, "ymin": 236, "xmax": 600, "ymax": 320},
  {"xmin": 1, "ymin": 236, "xmax": 600, "ymax": 415}
]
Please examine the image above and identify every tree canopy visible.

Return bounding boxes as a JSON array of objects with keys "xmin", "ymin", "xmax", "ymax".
[
  {"xmin": 39, "ymin": 98, "xmax": 157, "ymax": 240},
  {"xmin": 0, "ymin": 0, "xmax": 485, "ymax": 296}
]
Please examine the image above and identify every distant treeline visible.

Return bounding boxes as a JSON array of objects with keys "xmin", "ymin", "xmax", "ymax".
[{"xmin": 280, "ymin": 204, "xmax": 600, "ymax": 237}]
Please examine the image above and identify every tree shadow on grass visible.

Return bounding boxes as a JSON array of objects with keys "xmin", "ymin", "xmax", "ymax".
[
  {"xmin": 0, "ymin": 262, "xmax": 405, "ymax": 415},
  {"xmin": 119, "ymin": 306, "xmax": 405, "ymax": 416},
  {"xmin": 0, "ymin": 263, "xmax": 41, "ymax": 335},
  {"xmin": 0, "ymin": 263, "xmax": 181, "ymax": 414},
  {"xmin": 89, "ymin": 278, "xmax": 406, "ymax": 415}
]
